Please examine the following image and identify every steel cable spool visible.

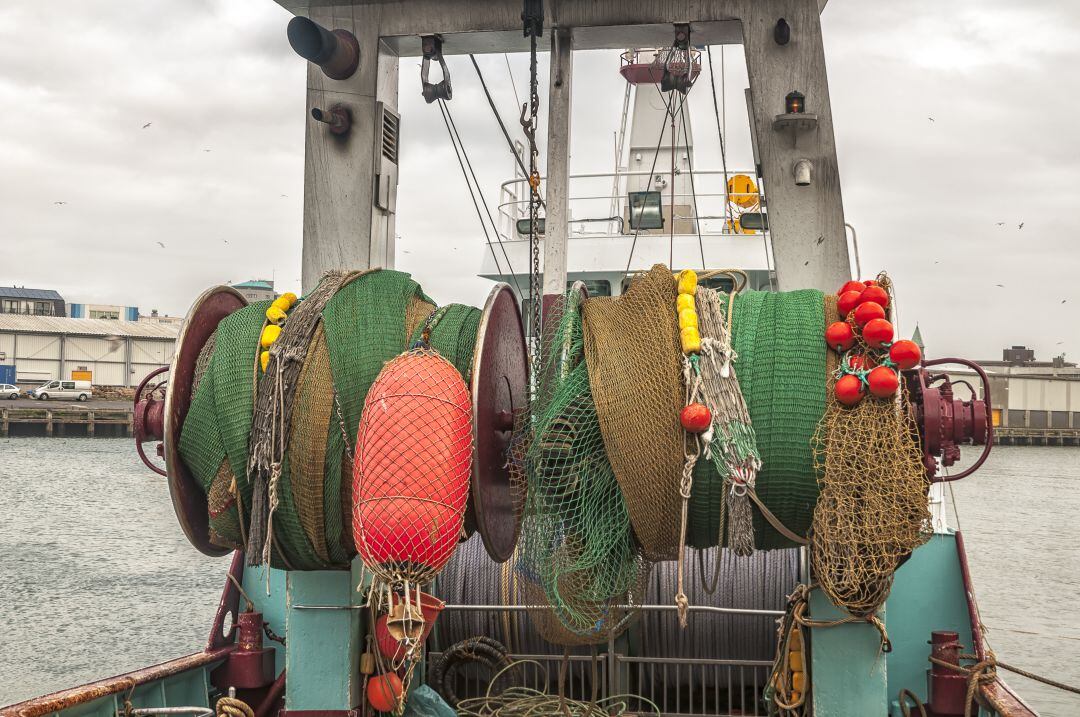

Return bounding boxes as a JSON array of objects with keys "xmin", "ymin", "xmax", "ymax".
[{"xmin": 636, "ymin": 548, "xmax": 800, "ymax": 692}]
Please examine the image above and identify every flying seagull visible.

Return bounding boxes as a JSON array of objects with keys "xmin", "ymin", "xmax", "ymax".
[
  {"xmin": 203, "ymin": 149, "xmax": 212, "ymax": 153},
  {"xmin": 928, "ymin": 116, "xmax": 935, "ymax": 123},
  {"xmin": 1018, "ymin": 222, "xmax": 1024, "ymax": 230},
  {"xmin": 995, "ymin": 222, "xmax": 1005, "ymax": 226},
  {"xmin": 995, "ymin": 284, "xmax": 1004, "ymax": 288},
  {"xmin": 1062, "ymin": 299, "xmax": 1068, "ymax": 304},
  {"xmin": 53, "ymin": 201, "xmax": 66, "ymax": 205},
  {"xmin": 815, "ymin": 235, "xmax": 825, "ymax": 245},
  {"xmin": 156, "ymin": 241, "xmax": 166, "ymax": 248},
  {"xmin": 142, "ymin": 122, "xmax": 152, "ymax": 129}
]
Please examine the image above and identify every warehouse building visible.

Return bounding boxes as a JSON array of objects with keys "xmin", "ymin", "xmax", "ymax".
[{"xmin": 0, "ymin": 315, "xmax": 178, "ymax": 387}]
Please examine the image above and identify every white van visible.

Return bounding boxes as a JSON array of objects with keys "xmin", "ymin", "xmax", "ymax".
[{"xmin": 33, "ymin": 380, "xmax": 93, "ymax": 402}]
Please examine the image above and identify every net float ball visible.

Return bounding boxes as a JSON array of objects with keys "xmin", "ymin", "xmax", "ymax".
[
  {"xmin": 858, "ymin": 285, "xmax": 889, "ymax": 309},
  {"xmin": 836, "ymin": 290, "xmax": 863, "ymax": 318},
  {"xmin": 867, "ymin": 366, "xmax": 900, "ymax": 398},
  {"xmin": 825, "ymin": 321, "xmax": 855, "ymax": 352},
  {"xmin": 852, "ymin": 301, "xmax": 886, "ymax": 328},
  {"xmin": 889, "ymin": 340, "xmax": 922, "ymax": 370},
  {"xmin": 839, "ymin": 280, "xmax": 866, "ymax": 296},
  {"xmin": 862, "ymin": 318, "xmax": 895, "ymax": 349},
  {"xmin": 352, "ymin": 350, "xmax": 473, "ymax": 578},
  {"xmin": 835, "ymin": 374, "xmax": 865, "ymax": 406},
  {"xmin": 367, "ymin": 672, "xmax": 403, "ymax": 713},
  {"xmin": 680, "ymin": 402, "xmax": 712, "ymax": 433}
]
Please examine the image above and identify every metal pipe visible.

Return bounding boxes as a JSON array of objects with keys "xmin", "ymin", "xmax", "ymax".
[
  {"xmin": 440, "ymin": 603, "xmax": 785, "ymax": 617},
  {"xmin": 287, "ymin": 17, "xmax": 360, "ymax": 81}
]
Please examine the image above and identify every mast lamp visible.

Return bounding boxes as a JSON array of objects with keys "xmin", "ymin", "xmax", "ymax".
[{"xmin": 786, "ymin": 91, "xmax": 805, "ymax": 114}]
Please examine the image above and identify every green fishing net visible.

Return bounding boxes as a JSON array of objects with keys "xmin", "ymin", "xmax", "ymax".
[
  {"xmin": 176, "ymin": 270, "xmax": 479, "ymax": 570},
  {"xmin": 688, "ymin": 289, "xmax": 827, "ymax": 549},
  {"xmin": 519, "ymin": 290, "xmax": 646, "ymax": 643}
]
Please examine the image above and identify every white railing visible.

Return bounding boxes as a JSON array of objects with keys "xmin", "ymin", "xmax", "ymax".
[{"xmin": 496, "ymin": 168, "xmax": 767, "ymax": 242}]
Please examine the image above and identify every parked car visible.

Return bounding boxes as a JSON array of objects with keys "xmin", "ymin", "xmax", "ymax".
[
  {"xmin": 1, "ymin": 383, "xmax": 18, "ymax": 400},
  {"xmin": 32, "ymin": 380, "xmax": 93, "ymax": 402}
]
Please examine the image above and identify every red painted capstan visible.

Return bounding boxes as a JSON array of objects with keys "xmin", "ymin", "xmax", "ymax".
[
  {"xmin": 133, "ymin": 366, "xmax": 169, "ymax": 476},
  {"xmin": 904, "ymin": 358, "xmax": 993, "ymax": 482}
]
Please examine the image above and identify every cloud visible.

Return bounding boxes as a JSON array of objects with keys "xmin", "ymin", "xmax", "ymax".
[{"xmin": 0, "ymin": 0, "xmax": 1076, "ymax": 362}]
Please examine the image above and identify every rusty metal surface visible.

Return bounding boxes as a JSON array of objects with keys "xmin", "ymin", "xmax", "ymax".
[
  {"xmin": 906, "ymin": 357, "xmax": 993, "ymax": 483},
  {"xmin": 954, "ymin": 532, "xmax": 1039, "ymax": 717},
  {"xmin": 469, "ymin": 283, "xmax": 528, "ymax": 563},
  {"xmin": 207, "ymin": 550, "xmax": 245, "ymax": 650},
  {"xmin": 165, "ymin": 286, "xmax": 247, "ymax": 557},
  {"xmin": 134, "ymin": 365, "xmax": 169, "ymax": 476},
  {"xmin": 0, "ymin": 648, "xmax": 233, "ymax": 717}
]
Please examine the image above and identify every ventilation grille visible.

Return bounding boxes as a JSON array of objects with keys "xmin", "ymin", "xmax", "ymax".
[{"xmin": 381, "ymin": 108, "xmax": 399, "ymax": 164}]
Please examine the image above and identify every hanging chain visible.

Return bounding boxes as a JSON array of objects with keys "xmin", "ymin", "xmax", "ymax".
[{"xmin": 521, "ymin": 0, "xmax": 543, "ymax": 368}]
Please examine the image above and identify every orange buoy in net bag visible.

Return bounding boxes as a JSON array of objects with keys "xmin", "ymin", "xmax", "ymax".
[{"xmin": 352, "ymin": 348, "xmax": 473, "ymax": 584}]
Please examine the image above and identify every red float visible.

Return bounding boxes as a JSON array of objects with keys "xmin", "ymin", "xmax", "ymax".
[
  {"xmin": 867, "ymin": 366, "xmax": 900, "ymax": 398},
  {"xmin": 837, "ymin": 290, "xmax": 863, "ymax": 318},
  {"xmin": 890, "ymin": 340, "xmax": 922, "ymax": 370},
  {"xmin": 858, "ymin": 285, "xmax": 889, "ymax": 309},
  {"xmin": 367, "ymin": 672, "xmax": 403, "ymax": 712},
  {"xmin": 680, "ymin": 403, "xmax": 712, "ymax": 433},
  {"xmin": 839, "ymin": 280, "xmax": 866, "ymax": 296},
  {"xmin": 852, "ymin": 301, "xmax": 886, "ymax": 328},
  {"xmin": 825, "ymin": 321, "xmax": 856, "ymax": 352},
  {"xmin": 863, "ymin": 318, "xmax": 894, "ymax": 349},
  {"xmin": 835, "ymin": 374, "xmax": 864, "ymax": 406},
  {"xmin": 352, "ymin": 349, "xmax": 473, "ymax": 582}
]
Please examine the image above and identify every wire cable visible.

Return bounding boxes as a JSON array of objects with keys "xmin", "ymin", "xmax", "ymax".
[
  {"xmin": 437, "ymin": 99, "xmax": 526, "ymax": 300},
  {"xmin": 622, "ymin": 90, "xmax": 680, "ymax": 279},
  {"xmin": 678, "ymin": 101, "xmax": 707, "ymax": 271},
  {"xmin": 469, "ymin": 54, "xmax": 546, "ymax": 209}
]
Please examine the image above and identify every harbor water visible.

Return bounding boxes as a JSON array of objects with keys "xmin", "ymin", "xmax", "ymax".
[{"xmin": 0, "ymin": 438, "xmax": 1077, "ymax": 714}]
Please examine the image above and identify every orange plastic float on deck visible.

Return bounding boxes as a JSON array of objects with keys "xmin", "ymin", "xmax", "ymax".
[{"xmin": 351, "ymin": 348, "xmax": 473, "ymax": 582}]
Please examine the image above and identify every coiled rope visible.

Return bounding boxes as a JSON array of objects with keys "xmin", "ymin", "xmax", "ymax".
[{"xmin": 454, "ymin": 660, "xmax": 661, "ymax": 717}]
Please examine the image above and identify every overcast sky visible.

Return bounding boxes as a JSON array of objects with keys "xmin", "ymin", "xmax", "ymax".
[{"xmin": 0, "ymin": 1, "xmax": 1077, "ymax": 361}]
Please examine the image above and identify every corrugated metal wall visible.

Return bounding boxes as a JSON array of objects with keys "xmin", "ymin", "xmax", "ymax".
[{"xmin": 0, "ymin": 330, "xmax": 174, "ymax": 386}]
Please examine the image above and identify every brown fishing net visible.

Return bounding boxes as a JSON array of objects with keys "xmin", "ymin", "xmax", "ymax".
[
  {"xmin": 581, "ymin": 264, "xmax": 685, "ymax": 560},
  {"xmin": 289, "ymin": 326, "xmax": 334, "ymax": 564},
  {"xmin": 810, "ymin": 293, "xmax": 931, "ymax": 617}
]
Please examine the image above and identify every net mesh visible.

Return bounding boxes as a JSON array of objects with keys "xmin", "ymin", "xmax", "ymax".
[
  {"xmin": 581, "ymin": 264, "xmax": 685, "ymax": 560},
  {"xmin": 810, "ymin": 285, "xmax": 931, "ymax": 617},
  {"xmin": 724, "ymin": 289, "xmax": 827, "ymax": 549},
  {"xmin": 176, "ymin": 270, "xmax": 479, "ymax": 571},
  {"xmin": 519, "ymin": 289, "xmax": 647, "ymax": 644},
  {"xmin": 352, "ymin": 349, "xmax": 474, "ymax": 586}
]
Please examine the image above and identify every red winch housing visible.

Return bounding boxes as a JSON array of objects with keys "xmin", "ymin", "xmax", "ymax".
[{"xmin": 905, "ymin": 358, "xmax": 993, "ymax": 482}]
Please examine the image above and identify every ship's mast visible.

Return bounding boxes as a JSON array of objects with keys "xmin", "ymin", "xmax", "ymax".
[{"xmin": 277, "ymin": 1, "xmax": 853, "ymax": 710}]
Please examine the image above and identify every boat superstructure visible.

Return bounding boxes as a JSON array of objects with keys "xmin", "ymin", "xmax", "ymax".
[{"xmin": 1, "ymin": 3, "xmax": 1044, "ymax": 717}]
